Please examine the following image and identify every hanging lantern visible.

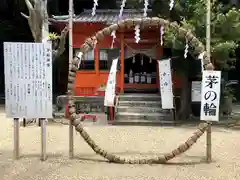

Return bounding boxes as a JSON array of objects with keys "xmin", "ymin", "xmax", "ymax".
[
  {"xmin": 141, "ymin": 55, "xmax": 143, "ymax": 66},
  {"xmin": 160, "ymin": 25, "xmax": 164, "ymax": 46},
  {"xmin": 169, "ymin": 0, "xmax": 174, "ymax": 10},
  {"xmin": 184, "ymin": 39, "xmax": 189, "ymax": 59},
  {"xmin": 92, "ymin": 0, "xmax": 98, "ymax": 16},
  {"xmin": 119, "ymin": 0, "xmax": 127, "ymax": 18},
  {"xmin": 132, "ymin": 56, "xmax": 135, "ymax": 63},
  {"xmin": 111, "ymin": 30, "xmax": 116, "ymax": 49},
  {"xmin": 143, "ymin": 0, "xmax": 149, "ymax": 17},
  {"xmin": 134, "ymin": 25, "xmax": 141, "ymax": 43}
]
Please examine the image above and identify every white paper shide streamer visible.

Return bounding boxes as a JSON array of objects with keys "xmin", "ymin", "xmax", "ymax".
[
  {"xmin": 76, "ymin": 51, "xmax": 83, "ymax": 69},
  {"xmin": 169, "ymin": 0, "xmax": 174, "ymax": 10},
  {"xmin": 93, "ymin": 39, "xmax": 97, "ymax": 49},
  {"xmin": 135, "ymin": 25, "xmax": 141, "ymax": 43},
  {"xmin": 119, "ymin": 0, "xmax": 127, "ymax": 18},
  {"xmin": 184, "ymin": 39, "xmax": 189, "ymax": 59},
  {"xmin": 160, "ymin": 25, "xmax": 164, "ymax": 46},
  {"xmin": 111, "ymin": 30, "xmax": 116, "ymax": 49},
  {"xmin": 92, "ymin": 0, "xmax": 98, "ymax": 16},
  {"xmin": 198, "ymin": 52, "xmax": 205, "ymax": 72},
  {"xmin": 143, "ymin": 0, "xmax": 149, "ymax": 17}
]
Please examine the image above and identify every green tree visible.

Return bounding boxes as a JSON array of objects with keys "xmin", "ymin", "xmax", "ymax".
[{"xmin": 163, "ymin": 0, "xmax": 240, "ymax": 119}]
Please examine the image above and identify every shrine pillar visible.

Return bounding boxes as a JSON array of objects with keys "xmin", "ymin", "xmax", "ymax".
[{"xmin": 120, "ymin": 32, "xmax": 125, "ymax": 92}]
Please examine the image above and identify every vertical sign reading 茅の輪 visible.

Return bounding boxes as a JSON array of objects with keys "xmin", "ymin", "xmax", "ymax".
[
  {"xmin": 158, "ymin": 59, "xmax": 174, "ymax": 109},
  {"xmin": 200, "ymin": 71, "xmax": 221, "ymax": 121},
  {"xmin": 4, "ymin": 42, "xmax": 52, "ymax": 118}
]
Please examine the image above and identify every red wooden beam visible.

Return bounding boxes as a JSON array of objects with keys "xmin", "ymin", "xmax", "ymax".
[{"xmin": 123, "ymin": 39, "xmax": 158, "ymax": 43}]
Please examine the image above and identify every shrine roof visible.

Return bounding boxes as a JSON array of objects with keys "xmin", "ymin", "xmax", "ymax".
[{"xmin": 51, "ymin": 9, "xmax": 152, "ymax": 24}]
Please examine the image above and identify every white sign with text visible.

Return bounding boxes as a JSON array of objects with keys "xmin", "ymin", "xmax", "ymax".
[
  {"xmin": 104, "ymin": 58, "xmax": 118, "ymax": 107},
  {"xmin": 4, "ymin": 42, "xmax": 53, "ymax": 118},
  {"xmin": 200, "ymin": 71, "xmax": 221, "ymax": 121},
  {"xmin": 158, "ymin": 59, "xmax": 174, "ymax": 109}
]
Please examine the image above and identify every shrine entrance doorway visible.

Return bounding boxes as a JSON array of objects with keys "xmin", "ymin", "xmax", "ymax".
[{"xmin": 124, "ymin": 53, "xmax": 158, "ymax": 93}]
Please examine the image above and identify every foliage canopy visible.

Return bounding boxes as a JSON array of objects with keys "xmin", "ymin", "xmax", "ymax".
[{"xmin": 159, "ymin": 0, "xmax": 240, "ymax": 71}]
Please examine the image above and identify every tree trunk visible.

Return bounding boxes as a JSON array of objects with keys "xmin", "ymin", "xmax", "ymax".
[
  {"xmin": 20, "ymin": 0, "xmax": 68, "ymax": 125},
  {"xmin": 21, "ymin": 0, "xmax": 68, "ymax": 60},
  {"xmin": 177, "ymin": 74, "xmax": 191, "ymax": 120},
  {"xmin": 41, "ymin": 0, "xmax": 49, "ymax": 42}
]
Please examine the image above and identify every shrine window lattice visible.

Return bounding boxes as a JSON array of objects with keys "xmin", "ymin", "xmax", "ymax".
[
  {"xmin": 99, "ymin": 48, "xmax": 120, "ymax": 71},
  {"xmin": 75, "ymin": 48, "xmax": 120, "ymax": 71},
  {"xmin": 77, "ymin": 49, "xmax": 95, "ymax": 70}
]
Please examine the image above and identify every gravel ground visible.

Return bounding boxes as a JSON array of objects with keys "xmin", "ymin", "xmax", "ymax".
[{"xmin": 1, "ymin": 112, "xmax": 240, "ymax": 180}]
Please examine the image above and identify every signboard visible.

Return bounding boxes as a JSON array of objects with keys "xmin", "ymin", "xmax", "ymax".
[
  {"xmin": 158, "ymin": 59, "xmax": 174, "ymax": 109},
  {"xmin": 200, "ymin": 71, "xmax": 221, "ymax": 121},
  {"xmin": 192, "ymin": 81, "xmax": 201, "ymax": 102},
  {"xmin": 4, "ymin": 42, "xmax": 53, "ymax": 118},
  {"xmin": 104, "ymin": 58, "xmax": 118, "ymax": 107}
]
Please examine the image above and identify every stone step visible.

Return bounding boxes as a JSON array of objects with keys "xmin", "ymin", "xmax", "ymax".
[
  {"xmin": 118, "ymin": 101, "xmax": 161, "ymax": 107},
  {"xmin": 116, "ymin": 112, "xmax": 171, "ymax": 121},
  {"xmin": 53, "ymin": 112, "xmax": 65, "ymax": 118},
  {"xmin": 110, "ymin": 119, "xmax": 176, "ymax": 126},
  {"xmin": 119, "ymin": 93, "xmax": 161, "ymax": 101},
  {"xmin": 117, "ymin": 106, "xmax": 168, "ymax": 113}
]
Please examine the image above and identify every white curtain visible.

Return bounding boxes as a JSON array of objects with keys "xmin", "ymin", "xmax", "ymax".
[{"xmin": 124, "ymin": 46, "xmax": 157, "ymax": 59}]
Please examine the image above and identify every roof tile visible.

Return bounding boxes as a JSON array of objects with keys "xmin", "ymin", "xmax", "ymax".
[{"xmin": 51, "ymin": 9, "xmax": 152, "ymax": 24}]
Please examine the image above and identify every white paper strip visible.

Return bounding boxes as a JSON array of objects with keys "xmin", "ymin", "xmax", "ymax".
[
  {"xmin": 4, "ymin": 42, "xmax": 53, "ymax": 118},
  {"xmin": 143, "ymin": 0, "xmax": 149, "ymax": 17},
  {"xmin": 92, "ymin": 0, "xmax": 98, "ymax": 16},
  {"xmin": 160, "ymin": 25, "xmax": 164, "ymax": 46},
  {"xmin": 184, "ymin": 39, "xmax": 189, "ymax": 59},
  {"xmin": 200, "ymin": 71, "xmax": 221, "ymax": 121},
  {"xmin": 169, "ymin": 0, "xmax": 174, "ymax": 10},
  {"xmin": 134, "ymin": 25, "xmax": 141, "ymax": 43},
  {"xmin": 119, "ymin": 0, "xmax": 127, "ymax": 18},
  {"xmin": 76, "ymin": 51, "xmax": 83, "ymax": 69},
  {"xmin": 111, "ymin": 30, "xmax": 116, "ymax": 49},
  {"xmin": 104, "ymin": 58, "xmax": 119, "ymax": 107},
  {"xmin": 198, "ymin": 52, "xmax": 205, "ymax": 72},
  {"xmin": 158, "ymin": 59, "xmax": 174, "ymax": 109}
]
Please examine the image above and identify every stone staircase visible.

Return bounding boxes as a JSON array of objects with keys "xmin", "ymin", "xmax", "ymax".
[{"xmin": 112, "ymin": 93, "xmax": 174, "ymax": 125}]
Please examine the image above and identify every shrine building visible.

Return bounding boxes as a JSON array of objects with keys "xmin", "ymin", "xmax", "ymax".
[{"xmin": 51, "ymin": 9, "xmax": 182, "ymax": 97}]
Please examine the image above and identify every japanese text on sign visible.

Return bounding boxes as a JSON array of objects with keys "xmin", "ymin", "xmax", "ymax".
[
  {"xmin": 104, "ymin": 58, "xmax": 118, "ymax": 107},
  {"xmin": 200, "ymin": 71, "xmax": 221, "ymax": 121},
  {"xmin": 158, "ymin": 59, "xmax": 174, "ymax": 109},
  {"xmin": 4, "ymin": 42, "xmax": 53, "ymax": 118}
]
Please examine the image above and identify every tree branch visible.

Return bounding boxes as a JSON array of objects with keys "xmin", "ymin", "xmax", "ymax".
[
  {"xmin": 52, "ymin": 26, "xmax": 69, "ymax": 61},
  {"xmin": 21, "ymin": 0, "xmax": 68, "ymax": 61},
  {"xmin": 25, "ymin": 0, "xmax": 34, "ymax": 12},
  {"xmin": 20, "ymin": 12, "xmax": 29, "ymax": 19},
  {"xmin": 21, "ymin": 0, "xmax": 43, "ymax": 42}
]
